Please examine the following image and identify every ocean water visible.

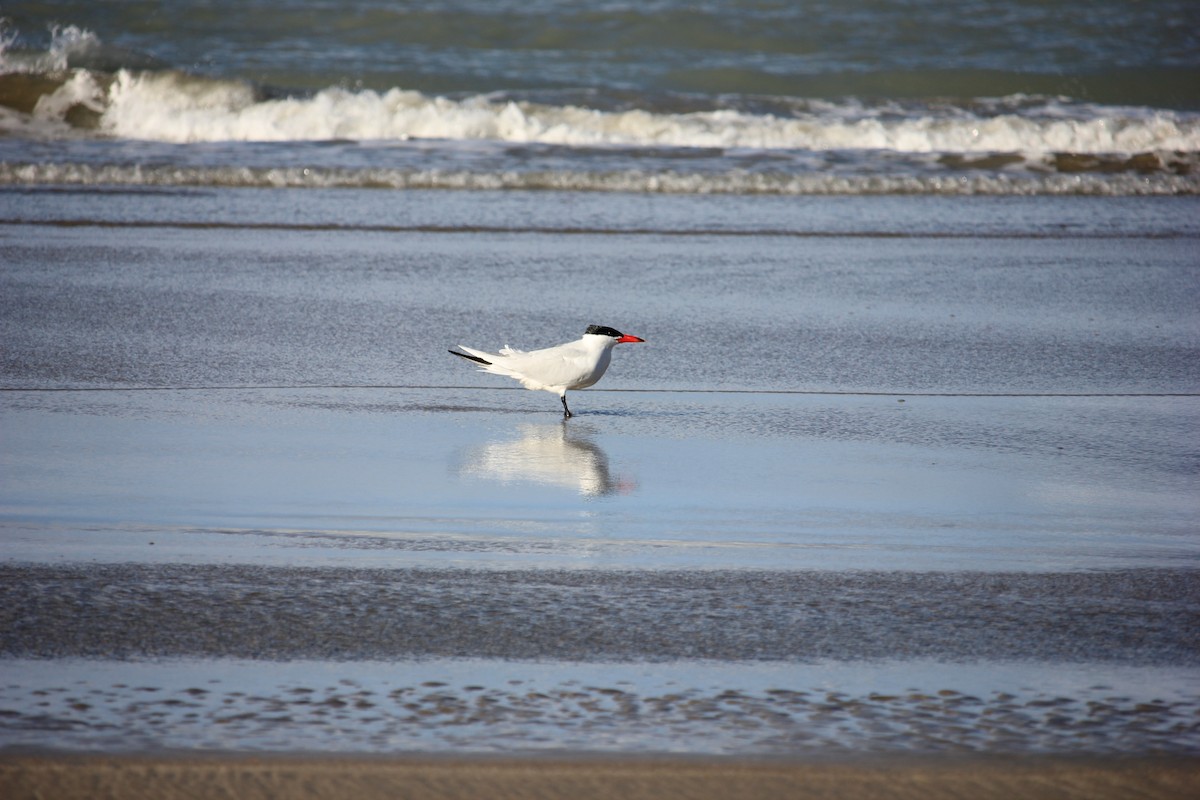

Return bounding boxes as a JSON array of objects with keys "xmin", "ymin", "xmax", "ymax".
[
  {"xmin": 2, "ymin": 2, "xmax": 1199, "ymax": 760},
  {"xmin": 1, "ymin": 0, "xmax": 1199, "ymax": 194}
]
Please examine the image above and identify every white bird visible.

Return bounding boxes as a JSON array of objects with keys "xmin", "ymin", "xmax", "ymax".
[{"xmin": 449, "ymin": 325, "xmax": 645, "ymax": 417}]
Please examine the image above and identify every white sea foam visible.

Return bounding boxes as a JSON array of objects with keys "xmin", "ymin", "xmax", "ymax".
[
  {"xmin": 3, "ymin": 161, "xmax": 1196, "ymax": 196},
  {"xmin": 3, "ymin": 25, "xmax": 1197, "ymax": 195},
  {"xmin": 0, "ymin": 23, "xmax": 100, "ymax": 73},
  {"xmin": 33, "ymin": 69, "xmax": 106, "ymax": 120},
  {"xmin": 92, "ymin": 69, "xmax": 1200, "ymax": 155}
]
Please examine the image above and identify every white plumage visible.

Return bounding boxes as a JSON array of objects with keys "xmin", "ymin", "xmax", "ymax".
[{"xmin": 450, "ymin": 324, "xmax": 644, "ymax": 417}]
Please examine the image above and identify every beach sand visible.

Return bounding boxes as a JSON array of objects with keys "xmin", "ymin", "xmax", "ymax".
[
  {"xmin": 3, "ymin": 754, "xmax": 1198, "ymax": 800},
  {"xmin": 3, "ymin": 190, "xmax": 1198, "ymax": 788}
]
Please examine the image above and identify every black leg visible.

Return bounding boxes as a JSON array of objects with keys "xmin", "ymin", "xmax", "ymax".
[{"xmin": 560, "ymin": 395, "xmax": 573, "ymax": 418}]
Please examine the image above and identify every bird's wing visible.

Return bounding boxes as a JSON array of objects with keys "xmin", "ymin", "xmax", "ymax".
[{"xmin": 498, "ymin": 341, "xmax": 600, "ymax": 391}]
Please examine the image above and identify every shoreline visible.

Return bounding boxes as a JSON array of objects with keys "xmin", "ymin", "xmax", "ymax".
[
  {"xmin": 3, "ymin": 752, "xmax": 1197, "ymax": 800},
  {"xmin": 4, "ymin": 189, "xmax": 1197, "ymax": 792},
  {"xmin": 4, "ymin": 565, "xmax": 1196, "ymax": 756}
]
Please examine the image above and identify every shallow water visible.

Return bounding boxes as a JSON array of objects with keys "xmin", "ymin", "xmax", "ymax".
[
  {"xmin": 3, "ymin": 191, "xmax": 1198, "ymax": 395},
  {"xmin": 2, "ymin": 388, "xmax": 1197, "ymax": 572},
  {"xmin": 1, "ymin": 188, "xmax": 1198, "ymax": 757},
  {"xmin": 2, "ymin": 657, "xmax": 1197, "ymax": 756}
]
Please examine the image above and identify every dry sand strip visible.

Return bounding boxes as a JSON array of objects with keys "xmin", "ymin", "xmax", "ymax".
[{"xmin": 2, "ymin": 755, "xmax": 1198, "ymax": 800}]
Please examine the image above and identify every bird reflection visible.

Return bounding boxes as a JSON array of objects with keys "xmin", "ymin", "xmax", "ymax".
[{"xmin": 460, "ymin": 423, "xmax": 636, "ymax": 496}]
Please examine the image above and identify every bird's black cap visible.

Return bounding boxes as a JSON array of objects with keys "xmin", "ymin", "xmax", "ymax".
[{"xmin": 585, "ymin": 325, "xmax": 624, "ymax": 338}]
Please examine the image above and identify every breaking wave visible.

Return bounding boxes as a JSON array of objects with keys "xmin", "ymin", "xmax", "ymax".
[
  {"xmin": 1, "ymin": 25, "xmax": 1197, "ymax": 194},
  {"xmin": 6, "ymin": 65, "xmax": 1199, "ymax": 156}
]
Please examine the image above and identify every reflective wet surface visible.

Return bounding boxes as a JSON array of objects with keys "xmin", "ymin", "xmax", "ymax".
[
  {"xmin": 1, "ymin": 189, "xmax": 1197, "ymax": 756},
  {"xmin": 2, "ymin": 658, "xmax": 1198, "ymax": 756},
  {"xmin": 2, "ymin": 388, "xmax": 1196, "ymax": 571}
]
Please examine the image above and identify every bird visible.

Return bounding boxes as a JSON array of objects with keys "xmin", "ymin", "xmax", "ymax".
[{"xmin": 449, "ymin": 325, "xmax": 645, "ymax": 418}]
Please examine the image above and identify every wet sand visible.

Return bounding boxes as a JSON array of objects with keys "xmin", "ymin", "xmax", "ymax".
[
  {"xmin": 4, "ymin": 565, "xmax": 1196, "ymax": 663},
  {"xmin": 3, "ymin": 753, "xmax": 1198, "ymax": 800},
  {"xmin": 2, "ymin": 190, "xmax": 1198, "ymax": 776},
  {"xmin": 2, "ymin": 565, "xmax": 1196, "ymax": 756}
]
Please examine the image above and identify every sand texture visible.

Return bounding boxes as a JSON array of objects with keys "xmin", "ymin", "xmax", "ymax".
[{"xmin": 3, "ymin": 755, "xmax": 1199, "ymax": 800}]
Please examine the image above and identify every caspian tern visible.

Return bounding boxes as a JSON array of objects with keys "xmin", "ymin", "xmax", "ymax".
[{"xmin": 449, "ymin": 325, "xmax": 645, "ymax": 417}]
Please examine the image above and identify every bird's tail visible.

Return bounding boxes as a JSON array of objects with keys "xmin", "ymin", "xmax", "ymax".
[{"xmin": 449, "ymin": 348, "xmax": 491, "ymax": 366}]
